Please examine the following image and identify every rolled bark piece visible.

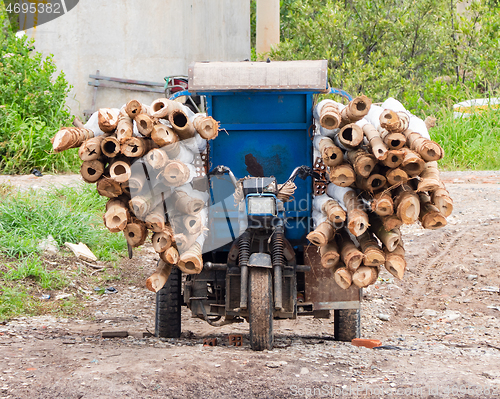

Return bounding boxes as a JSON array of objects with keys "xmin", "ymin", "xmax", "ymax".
[
  {"xmin": 150, "ymin": 98, "xmax": 182, "ymax": 119},
  {"xmin": 339, "ymin": 230, "xmax": 364, "ymax": 273},
  {"xmin": 178, "ymin": 242, "xmax": 203, "ymax": 274},
  {"xmin": 384, "ymin": 245, "xmax": 406, "ymax": 280},
  {"xmin": 363, "ymin": 123, "xmax": 388, "ymax": 160},
  {"xmin": 340, "ymin": 95, "xmax": 372, "ymax": 126},
  {"xmin": 320, "ymin": 240, "xmax": 340, "ymax": 269},
  {"xmin": 193, "ymin": 114, "xmax": 219, "ymax": 140},
  {"xmin": 403, "ymin": 128, "xmax": 444, "ymax": 161},
  {"xmin": 338, "ymin": 123, "xmax": 364, "ymax": 148},
  {"xmin": 173, "ymin": 232, "xmax": 198, "ymax": 254},
  {"xmin": 381, "ymin": 214, "xmax": 403, "ymax": 231},
  {"xmin": 121, "ymin": 137, "xmax": 156, "ymax": 158},
  {"xmin": 417, "ymin": 161, "xmax": 441, "ymax": 192},
  {"xmin": 317, "ymin": 137, "xmax": 343, "ymax": 167},
  {"xmin": 121, "ymin": 181, "xmax": 131, "ymax": 197},
  {"xmin": 314, "ymin": 100, "xmax": 341, "ymax": 130},
  {"xmin": 182, "ymin": 214, "xmax": 203, "ymax": 235},
  {"xmin": 333, "ymin": 263, "xmax": 353, "ymax": 289},
  {"xmin": 125, "ymin": 100, "xmax": 146, "ymax": 119},
  {"xmin": 424, "ymin": 116, "xmax": 437, "ymax": 129},
  {"xmin": 146, "ymin": 260, "xmax": 172, "ymax": 293},
  {"xmin": 151, "ymin": 123, "xmax": 178, "ymax": 147},
  {"xmin": 78, "ymin": 136, "xmax": 104, "ymax": 161},
  {"xmin": 306, "ymin": 221, "xmax": 336, "ymax": 247},
  {"xmin": 329, "ymin": 163, "xmax": 356, "ymax": 187},
  {"xmin": 80, "ymin": 159, "xmax": 104, "ymax": 183},
  {"xmin": 347, "ymin": 149, "xmax": 376, "ymax": 178},
  {"xmin": 135, "ymin": 114, "xmax": 155, "ymax": 137},
  {"xmin": 386, "ymin": 168, "xmax": 408, "ymax": 186},
  {"xmin": 129, "ymin": 194, "xmax": 163, "ymax": 220},
  {"xmin": 356, "ymin": 173, "xmax": 387, "ymax": 193},
  {"xmin": 419, "ymin": 193, "xmax": 447, "ymax": 229},
  {"xmin": 352, "ymin": 266, "xmax": 379, "ymax": 288},
  {"xmin": 52, "ymin": 127, "xmax": 94, "ymax": 152},
  {"xmin": 109, "ymin": 160, "xmax": 132, "ymax": 183},
  {"xmin": 169, "ymin": 109, "xmax": 196, "ymax": 139},
  {"xmin": 357, "ymin": 231, "xmax": 385, "ymax": 266},
  {"xmin": 116, "ymin": 115, "xmax": 134, "ymax": 143},
  {"xmin": 380, "ymin": 129, "xmax": 406, "ymax": 150},
  {"xmin": 152, "ymin": 229, "xmax": 173, "ymax": 253},
  {"xmin": 98, "ymin": 108, "xmax": 119, "ymax": 133},
  {"xmin": 431, "ymin": 183, "xmax": 453, "ymax": 217},
  {"xmin": 103, "ymin": 198, "xmax": 130, "ymax": 232},
  {"xmin": 161, "ymin": 160, "xmax": 192, "ymax": 187},
  {"xmin": 370, "ymin": 214, "xmax": 401, "ymax": 252},
  {"xmin": 379, "ymin": 109, "xmax": 409, "ymax": 133},
  {"xmin": 160, "ymin": 246, "xmax": 180, "ymax": 265},
  {"xmin": 344, "ymin": 191, "xmax": 369, "ymax": 237},
  {"xmin": 369, "ymin": 191, "xmax": 394, "ymax": 216},
  {"xmin": 322, "ymin": 199, "xmax": 346, "ymax": 224},
  {"xmin": 163, "ymin": 141, "xmax": 181, "ymax": 158},
  {"xmin": 400, "ymin": 148, "xmax": 425, "ymax": 177},
  {"xmin": 123, "ymin": 218, "xmax": 148, "ymax": 247},
  {"xmin": 382, "ymin": 149, "xmax": 404, "ymax": 168},
  {"xmin": 145, "ymin": 148, "xmax": 169, "ymax": 170},
  {"xmin": 145, "ymin": 204, "xmax": 167, "ymax": 233},
  {"xmin": 96, "ymin": 176, "xmax": 123, "ymax": 198},
  {"xmin": 128, "ymin": 170, "xmax": 148, "ymax": 194},
  {"xmin": 394, "ymin": 184, "xmax": 420, "ymax": 224},
  {"xmin": 101, "ymin": 136, "xmax": 121, "ymax": 158},
  {"xmin": 327, "ymin": 185, "xmax": 369, "ymax": 237},
  {"xmin": 172, "ymin": 190, "xmax": 205, "ymax": 215}
]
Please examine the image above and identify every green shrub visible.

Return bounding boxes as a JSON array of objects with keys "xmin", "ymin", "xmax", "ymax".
[{"xmin": 0, "ymin": 7, "xmax": 78, "ymax": 173}]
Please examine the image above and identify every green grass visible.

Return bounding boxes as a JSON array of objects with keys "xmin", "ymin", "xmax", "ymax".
[
  {"xmin": 0, "ymin": 183, "xmax": 127, "ymax": 261},
  {"xmin": 431, "ymin": 108, "xmax": 500, "ymax": 170},
  {"xmin": 2, "ymin": 256, "xmax": 66, "ymax": 290},
  {"xmin": 0, "ymin": 285, "xmax": 30, "ymax": 318},
  {"xmin": 0, "ymin": 109, "xmax": 80, "ymax": 174},
  {"xmin": 0, "ymin": 183, "xmax": 128, "ymax": 321}
]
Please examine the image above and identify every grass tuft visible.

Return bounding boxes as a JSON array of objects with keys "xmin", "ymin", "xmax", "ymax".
[
  {"xmin": 3, "ymin": 256, "xmax": 66, "ymax": 290},
  {"xmin": 0, "ymin": 183, "xmax": 127, "ymax": 261},
  {"xmin": 432, "ymin": 108, "xmax": 500, "ymax": 170}
]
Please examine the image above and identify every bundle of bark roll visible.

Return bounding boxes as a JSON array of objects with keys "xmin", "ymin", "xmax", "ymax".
[
  {"xmin": 308, "ymin": 96, "xmax": 453, "ymax": 290},
  {"xmin": 51, "ymin": 98, "xmax": 220, "ymax": 293}
]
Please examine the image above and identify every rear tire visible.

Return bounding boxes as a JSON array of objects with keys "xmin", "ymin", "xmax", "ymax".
[
  {"xmin": 334, "ymin": 309, "xmax": 360, "ymax": 341},
  {"xmin": 155, "ymin": 266, "xmax": 182, "ymax": 338},
  {"xmin": 249, "ymin": 268, "xmax": 273, "ymax": 351}
]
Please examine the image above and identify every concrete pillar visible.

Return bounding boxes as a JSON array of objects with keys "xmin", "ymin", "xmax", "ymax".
[{"xmin": 256, "ymin": 0, "xmax": 280, "ymax": 56}]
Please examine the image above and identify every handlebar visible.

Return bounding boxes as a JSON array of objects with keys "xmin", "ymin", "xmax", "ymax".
[{"xmin": 208, "ymin": 165, "xmax": 320, "ymax": 189}]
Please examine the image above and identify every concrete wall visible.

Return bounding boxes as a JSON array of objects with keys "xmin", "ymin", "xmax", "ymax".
[{"xmin": 24, "ymin": 0, "xmax": 250, "ymax": 117}]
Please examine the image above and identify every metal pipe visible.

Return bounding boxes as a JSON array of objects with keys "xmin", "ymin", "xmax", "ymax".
[
  {"xmin": 273, "ymin": 264, "xmax": 282, "ymax": 311},
  {"xmin": 271, "ymin": 226, "xmax": 285, "ymax": 311},
  {"xmin": 203, "ymin": 262, "xmax": 228, "ymax": 271}
]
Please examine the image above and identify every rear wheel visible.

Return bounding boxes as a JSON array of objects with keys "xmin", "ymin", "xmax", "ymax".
[
  {"xmin": 248, "ymin": 268, "xmax": 273, "ymax": 351},
  {"xmin": 155, "ymin": 266, "xmax": 182, "ymax": 338},
  {"xmin": 334, "ymin": 309, "xmax": 360, "ymax": 341}
]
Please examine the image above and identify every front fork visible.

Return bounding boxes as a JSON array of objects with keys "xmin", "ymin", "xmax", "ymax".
[{"xmin": 238, "ymin": 224, "xmax": 285, "ymax": 312}]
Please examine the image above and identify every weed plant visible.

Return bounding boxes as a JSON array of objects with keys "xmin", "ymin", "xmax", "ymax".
[
  {"xmin": 0, "ymin": 183, "xmax": 127, "ymax": 260},
  {"xmin": 432, "ymin": 108, "xmax": 500, "ymax": 170}
]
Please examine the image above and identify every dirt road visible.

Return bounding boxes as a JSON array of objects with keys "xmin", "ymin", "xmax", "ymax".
[{"xmin": 1, "ymin": 172, "xmax": 500, "ymax": 398}]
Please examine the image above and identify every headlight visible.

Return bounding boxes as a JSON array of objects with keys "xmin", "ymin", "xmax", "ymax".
[{"xmin": 247, "ymin": 196, "xmax": 276, "ymax": 215}]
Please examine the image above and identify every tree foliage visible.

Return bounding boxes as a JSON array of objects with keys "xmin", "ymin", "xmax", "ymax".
[
  {"xmin": 0, "ymin": 8, "xmax": 77, "ymax": 173},
  {"xmin": 255, "ymin": 0, "xmax": 500, "ymax": 114}
]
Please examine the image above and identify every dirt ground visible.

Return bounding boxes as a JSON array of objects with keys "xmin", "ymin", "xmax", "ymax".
[{"xmin": 1, "ymin": 171, "xmax": 500, "ymax": 398}]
